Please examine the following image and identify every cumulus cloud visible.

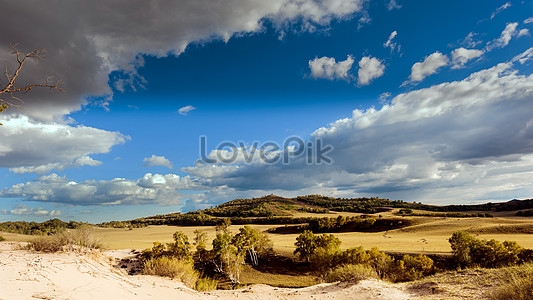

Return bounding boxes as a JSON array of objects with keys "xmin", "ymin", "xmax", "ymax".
[
  {"xmin": 485, "ymin": 22, "xmax": 519, "ymax": 51},
  {"xmin": 309, "ymin": 55, "xmax": 355, "ymax": 81},
  {"xmin": 0, "ymin": 115, "xmax": 127, "ymax": 174},
  {"xmin": 143, "ymin": 155, "xmax": 173, "ymax": 169},
  {"xmin": 383, "ymin": 31, "xmax": 399, "ymax": 52},
  {"xmin": 0, "ymin": 0, "xmax": 366, "ymax": 121},
  {"xmin": 178, "ymin": 105, "xmax": 196, "ymax": 116},
  {"xmin": 182, "ymin": 49, "xmax": 533, "ymax": 205},
  {"xmin": 357, "ymin": 56, "xmax": 385, "ymax": 85},
  {"xmin": 387, "ymin": 0, "xmax": 401, "ymax": 11},
  {"xmin": 0, "ymin": 173, "xmax": 202, "ymax": 206},
  {"xmin": 490, "ymin": 2, "xmax": 511, "ymax": 20},
  {"xmin": 451, "ymin": 47, "xmax": 484, "ymax": 68},
  {"xmin": 1, "ymin": 204, "xmax": 62, "ymax": 217},
  {"xmin": 407, "ymin": 52, "xmax": 449, "ymax": 83}
]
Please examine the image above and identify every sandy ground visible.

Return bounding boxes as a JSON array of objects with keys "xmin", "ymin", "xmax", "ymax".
[{"xmin": 0, "ymin": 242, "xmax": 412, "ymax": 300}]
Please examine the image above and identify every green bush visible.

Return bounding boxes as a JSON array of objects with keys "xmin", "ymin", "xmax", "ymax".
[
  {"xmin": 449, "ymin": 231, "xmax": 530, "ymax": 268},
  {"xmin": 324, "ymin": 264, "xmax": 377, "ymax": 283},
  {"xmin": 142, "ymin": 256, "xmax": 199, "ymax": 288}
]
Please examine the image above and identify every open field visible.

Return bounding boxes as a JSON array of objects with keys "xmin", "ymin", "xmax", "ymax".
[
  {"xmin": 94, "ymin": 216, "xmax": 533, "ymax": 254},
  {"xmin": 4, "ymin": 215, "xmax": 533, "ymax": 255}
]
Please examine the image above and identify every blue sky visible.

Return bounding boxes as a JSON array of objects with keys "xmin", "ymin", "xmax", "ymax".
[{"xmin": 1, "ymin": 0, "xmax": 532, "ymax": 222}]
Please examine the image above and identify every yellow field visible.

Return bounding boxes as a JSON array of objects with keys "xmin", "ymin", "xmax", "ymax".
[
  {"xmin": 4, "ymin": 215, "xmax": 533, "ymax": 255},
  {"xmin": 86, "ymin": 216, "xmax": 533, "ymax": 255}
]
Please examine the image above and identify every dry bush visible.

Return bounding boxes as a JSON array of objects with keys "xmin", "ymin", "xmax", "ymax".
[
  {"xmin": 324, "ymin": 264, "xmax": 377, "ymax": 283},
  {"xmin": 142, "ymin": 256, "xmax": 199, "ymax": 289},
  {"xmin": 26, "ymin": 225, "xmax": 104, "ymax": 252},
  {"xmin": 195, "ymin": 277, "xmax": 219, "ymax": 291}
]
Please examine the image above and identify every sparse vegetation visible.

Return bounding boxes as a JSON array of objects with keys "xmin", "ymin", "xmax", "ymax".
[
  {"xmin": 26, "ymin": 225, "xmax": 103, "ymax": 252},
  {"xmin": 142, "ymin": 256, "xmax": 200, "ymax": 288}
]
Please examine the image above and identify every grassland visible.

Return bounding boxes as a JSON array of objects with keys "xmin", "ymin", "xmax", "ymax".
[{"xmin": 76, "ymin": 212, "xmax": 533, "ymax": 255}]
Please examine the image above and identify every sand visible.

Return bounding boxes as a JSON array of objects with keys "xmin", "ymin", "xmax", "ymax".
[{"xmin": 0, "ymin": 241, "xmax": 411, "ymax": 300}]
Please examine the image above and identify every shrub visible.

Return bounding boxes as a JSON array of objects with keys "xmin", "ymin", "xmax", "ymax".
[
  {"xmin": 0, "ymin": 235, "xmax": 5, "ymax": 241},
  {"xmin": 449, "ymin": 231, "xmax": 530, "ymax": 268},
  {"xmin": 324, "ymin": 264, "xmax": 377, "ymax": 283},
  {"xmin": 389, "ymin": 254, "xmax": 435, "ymax": 282},
  {"xmin": 142, "ymin": 256, "xmax": 199, "ymax": 288},
  {"xmin": 195, "ymin": 277, "xmax": 218, "ymax": 291},
  {"xmin": 27, "ymin": 235, "xmax": 66, "ymax": 252},
  {"xmin": 26, "ymin": 225, "xmax": 103, "ymax": 252}
]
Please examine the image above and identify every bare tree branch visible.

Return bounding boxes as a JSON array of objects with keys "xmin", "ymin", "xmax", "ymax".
[{"xmin": 0, "ymin": 44, "xmax": 63, "ymax": 110}]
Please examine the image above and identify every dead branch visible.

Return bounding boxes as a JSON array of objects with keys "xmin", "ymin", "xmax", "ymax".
[{"xmin": 0, "ymin": 44, "xmax": 63, "ymax": 109}]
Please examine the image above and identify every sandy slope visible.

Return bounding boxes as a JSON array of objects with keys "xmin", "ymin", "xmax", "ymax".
[{"xmin": 0, "ymin": 242, "xmax": 410, "ymax": 300}]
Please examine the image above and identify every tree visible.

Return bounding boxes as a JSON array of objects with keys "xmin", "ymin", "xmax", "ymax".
[
  {"xmin": 0, "ymin": 45, "xmax": 62, "ymax": 124},
  {"xmin": 294, "ymin": 230, "xmax": 317, "ymax": 263}
]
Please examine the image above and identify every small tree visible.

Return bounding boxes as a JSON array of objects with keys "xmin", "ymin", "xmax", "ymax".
[
  {"xmin": 294, "ymin": 230, "xmax": 317, "ymax": 263},
  {"xmin": 0, "ymin": 45, "xmax": 62, "ymax": 124}
]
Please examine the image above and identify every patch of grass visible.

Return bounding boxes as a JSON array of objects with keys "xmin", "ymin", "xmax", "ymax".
[
  {"xmin": 26, "ymin": 225, "xmax": 104, "ymax": 252},
  {"xmin": 142, "ymin": 256, "xmax": 199, "ymax": 289},
  {"xmin": 195, "ymin": 277, "xmax": 218, "ymax": 291},
  {"xmin": 324, "ymin": 264, "xmax": 377, "ymax": 283}
]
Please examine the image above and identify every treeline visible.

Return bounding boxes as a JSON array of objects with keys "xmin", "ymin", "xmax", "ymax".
[
  {"xmin": 0, "ymin": 219, "xmax": 85, "ymax": 235},
  {"xmin": 269, "ymin": 216, "xmax": 413, "ymax": 234},
  {"xmin": 99, "ymin": 211, "xmax": 320, "ymax": 228},
  {"xmin": 397, "ymin": 208, "xmax": 493, "ymax": 218}
]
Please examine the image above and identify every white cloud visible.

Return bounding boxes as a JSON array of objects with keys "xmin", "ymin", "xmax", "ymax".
[
  {"xmin": 182, "ymin": 49, "xmax": 533, "ymax": 206},
  {"xmin": 490, "ymin": 2, "xmax": 511, "ymax": 20},
  {"xmin": 0, "ymin": 115, "xmax": 127, "ymax": 174},
  {"xmin": 518, "ymin": 29, "xmax": 530, "ymax": 37},
  {"xmin": 460, "ymin": 32, "xmax": 483, "ymax": 48},
  {"xmin": 387, "ymin": 0, "xmax": 402, "ymax": 11},
  {"xmin": 178, "ymin": 105, "xmax": 196, "ymax": 116},
  {"xmin": 143, "ymin": 155, "xmax": 173, "ymax": 169},
  {"xmin": 2, "ymin": 204, "xmax": 62, "ymax": 217},
  {"xmin": 357, "ymin": 56, "xmax": 385, "ymax": 86},
  {"xmin": 0, "ymin": 173, "xmax": 203, "ymax": 206},
  {"xmin": 309, "ymin": 55, "xmax": 355, "ymax": 81},
  {"xmin": 383, "ymin": 31, "xmax": 399, "ymax": 52},
  {"xmin": 451, "ymin": 47, "xmax": 484, "ymax": 68},
  {"xmin": 0, "ymin": 0, "xmax": 367, "ymax": 121},
  {"xmin": 407, "ymin": 52, "xmax": 449, "ymax": 83},
  {"xmin": 525, "ymin": 17, "xmax": 533, "ymax": 24},
  {"xmin": 485, "ymin": 22, "xmax": 518, "ymax": 51}
]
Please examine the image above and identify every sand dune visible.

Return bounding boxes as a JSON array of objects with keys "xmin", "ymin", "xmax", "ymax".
[{"xmin": 0, "ymin": 242, "xmax": 410, "ymax": 300}]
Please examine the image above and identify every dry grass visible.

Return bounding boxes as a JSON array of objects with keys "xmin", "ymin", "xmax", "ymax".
[
  {"xmin": 142, "ymin": 256, "xmax": 199, "ymax": 289},
  {"xmin": 93, "ymin": 215, "xmax": 533, "ymax": 255},
  {"xmin": 409, "ymin": 263, "xmax": 533, "ymax": 299},
  {"xmin": 26, "ymin": 225, "xmax": 104, "ymax": 252}
]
